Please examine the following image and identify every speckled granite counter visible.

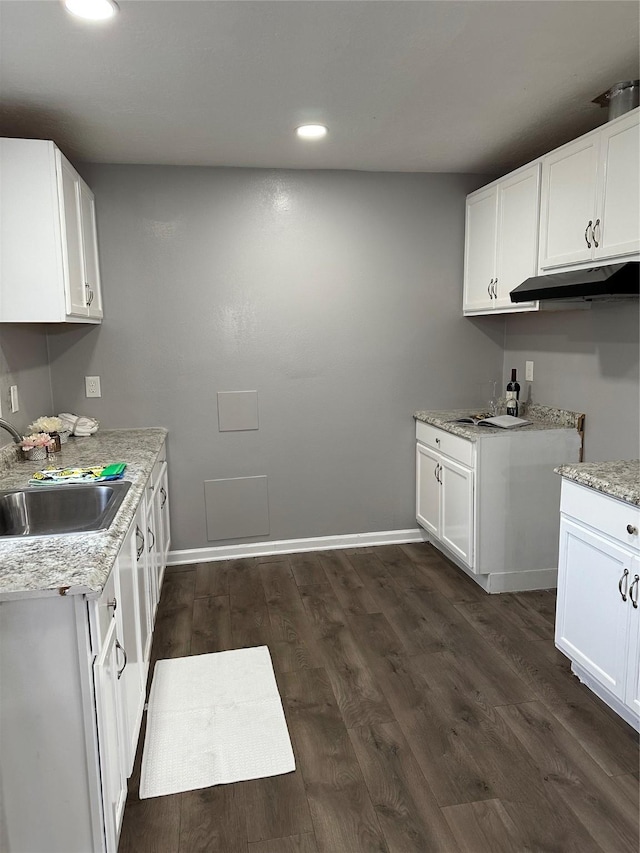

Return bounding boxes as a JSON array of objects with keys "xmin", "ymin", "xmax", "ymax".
[
  {"xmin": 0, "ymin": 429, "xmax": 167, "ymax": 601},
  {"xmin": 414, "ymin": 403, "xmax": 583, "ymax": 441},
  {"xmin": 555, "ymin": 460, "xmax": 640, "ymax": 507}
]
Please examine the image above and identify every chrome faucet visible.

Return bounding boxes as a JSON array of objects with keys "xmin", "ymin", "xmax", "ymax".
[{"xmin": 0, "ymin": 418, "xmax": 22, "ymax": 444}]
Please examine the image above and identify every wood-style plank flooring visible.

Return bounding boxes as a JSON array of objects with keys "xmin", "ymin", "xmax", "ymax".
[{"xmin": 119, "ymin": 544, "xmax": 639, "ymax": 853}]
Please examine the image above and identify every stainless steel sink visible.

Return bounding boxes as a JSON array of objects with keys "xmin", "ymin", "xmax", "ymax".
[{"xmin": 0, "ymin": 481, "xmax": 131, "ymax": 538}]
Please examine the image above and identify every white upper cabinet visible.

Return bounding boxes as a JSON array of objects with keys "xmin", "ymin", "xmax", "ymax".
[
  {"xmin": 0, "ymin": 137, "xmax": 103, "ymax": 323},
  {"xmin": 595, "ymin": 114, "xmax": 640, "ymax": 260},
  {"xmin": 539, "ymin": 108, "xmax": 640, "ymax": 270},
  {"xmin": 463, "ymin": 163, "xmax": 540, "ymax": 315}
]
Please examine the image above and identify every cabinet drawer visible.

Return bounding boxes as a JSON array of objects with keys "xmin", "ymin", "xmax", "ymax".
[
  {"xmin": 415, "ymin": 421, "xmax": 474, "ymax": 468},
  {"xmin": 561, "ymin": 479, "xmax": 640, "ymax": 552}
]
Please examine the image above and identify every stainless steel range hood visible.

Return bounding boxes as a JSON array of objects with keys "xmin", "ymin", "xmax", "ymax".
[{"xmin": 510, "ymin": 262, "xmax": 639, "ymax": 303}]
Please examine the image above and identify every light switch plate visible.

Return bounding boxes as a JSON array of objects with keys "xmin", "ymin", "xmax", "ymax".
[
  {"xmin": 10, "ymin": 385, "xmax": 19, "ymax": 413},
  {"xmin": 85, "ymin": 376, "xmax": 101, "ymax": 398},
  {"xmin": 525, "ymin": 361, "xmax": 534, "ymax": 382}
]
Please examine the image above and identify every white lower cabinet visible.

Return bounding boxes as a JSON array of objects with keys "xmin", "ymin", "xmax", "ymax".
[
  {"xmin": 0, "ymin": 443, "xmax": 170, "ymax": 852},
  {"xmin": 415, "ymin": 420, "xmax": 582, "ymax": 592},
  {"xmin": 416, "ymin": 440, "xmax": 474, "ymax": 567},
  {"xmin": 94, "ymin": 618, "xmax": 128, "ymax": 853},
  {"xmin": 555, "ymin": 479, "xmax": 640, "ymax": 730}
]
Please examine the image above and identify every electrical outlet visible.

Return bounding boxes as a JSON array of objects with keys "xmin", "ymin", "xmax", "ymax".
[
  {"xmin": 85, "ymin": 376, "xmax": 102, "ymax": 398},
  {"xmin": 525, "ymin": 361, "xmax": 534, "ymax": 382},
  {"xmin": 10, "ymin": 385, "xmax": 19, "ymax": 413}
]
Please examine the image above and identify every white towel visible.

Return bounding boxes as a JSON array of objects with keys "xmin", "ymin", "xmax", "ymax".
[{"xmin": 58, "ymin": 413, "xmax": 100, "ymax": 436}]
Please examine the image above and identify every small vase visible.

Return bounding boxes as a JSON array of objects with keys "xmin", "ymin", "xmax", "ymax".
[
  {"xmin": 23, "ymin": 446, "xmax": 48, "ymax": 462},
  {"xmin": 48, "ymin": 432, "xmax": 62, "ymax": 453},
  {"xmin": 58, "ymin": 429, "xmax": 70, "ymax": 445}
]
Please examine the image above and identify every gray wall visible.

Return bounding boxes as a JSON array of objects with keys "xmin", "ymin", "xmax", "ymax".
[
  {"xmin": 0, "ymin": 326, "xmax": 53, "ymax": 447},
  {"xmin": 47, "ymin": 166, "xmax": 503, "ymax": 551},
  {"xmin": 503, "ymin": 302, "xmax": 640, "ymax": 461}
]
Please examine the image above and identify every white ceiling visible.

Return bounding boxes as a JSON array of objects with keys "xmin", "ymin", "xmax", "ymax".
[{"xmin": 0, "ymin": 0, "xmax": 638, "ymax": 174}]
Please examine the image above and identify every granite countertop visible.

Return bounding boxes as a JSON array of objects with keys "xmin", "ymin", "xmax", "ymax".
[
  {"xmin": 414, "ymin": 403, "xmax": 583, "ymax": 442},
  {"xmin": 0, "ymin": 428, "xmax": 167, "ymax": 601},
  {"xmin": 555, "ymin": 460, "xmax": 640, "ymax": 507}
]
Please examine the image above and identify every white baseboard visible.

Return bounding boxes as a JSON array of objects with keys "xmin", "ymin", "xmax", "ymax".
[
  {"xmin": 167, "ymin": 528, "xmax": 428, "ymax": 566},
  {"xmin": 485, "ymin": 568, "xmax": 558, "ymax": 593},
  {"xmin": 424, "ymin": 535, "xmax": 558, "ymax": 593}
]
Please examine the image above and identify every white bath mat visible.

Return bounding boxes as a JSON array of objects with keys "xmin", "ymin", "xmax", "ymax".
[{"xmin": 139, "ymin": 646, "xmax": 295, "ymax": 798}]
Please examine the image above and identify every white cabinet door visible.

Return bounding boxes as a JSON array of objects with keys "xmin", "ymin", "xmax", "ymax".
[
  {"xmin": 556, "ymin": 518, "xmax": 632, "ymax": 701},
  {"xmin": 94, "ymin": 618, "xmax": 127, "ymax": 853},
  {"xmin": 439, "ymin": 455, "xmax": 474, "ymax": 568},
  {"xmin": 58, "ymin": 153, "xmax": 88, "ymax": 317},
  {"xmin": 416, "ymin": 442, "xmax": 440, "ymax": 537},
  {"xmin": 594, "ymin": 113, "xmax": 640, "ymax": 260},
  {"xmin": 625, "ymin": 564, "xmax": 640, "ymax": 717},
  {"xmin": 463, "ymin": 186, "xmax": 498, "ymax": 313},
  {"xmin": 155, "ymin": 462, "xmax": 170, "ymax": 588},
  {"xmin": 145, "ymin": 495, "xmax": 160, "ymax": 625},
  {"xmin": 494, "ymin": 164, "xmax": 540, "ymax": 310},
  {"xmin": 116, "ymin": 521, "xmax": 146, "ymax": 776},
  {"xmin": 134, "ymin": 507, "xmax": 153, "ymax": 666},
  {"xmin": 539, "ymin": 135, "xmax": 599, "ymax": 269},
  {"xmin": 79, "ymin": 180, "xmax": 103, "ymax": 319}
]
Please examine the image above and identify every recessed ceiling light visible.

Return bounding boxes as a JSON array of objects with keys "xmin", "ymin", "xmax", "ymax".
[
  {"xmin": 296, "ymin": 124, "xmax": 328, "ymax": 140},
  {"xmin": 63, "ymin": 0, "xmax": 119, "ymax": 21}
]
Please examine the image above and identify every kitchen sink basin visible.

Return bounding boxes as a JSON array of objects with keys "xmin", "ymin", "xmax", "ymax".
[{"xmin": 0, "ymin": 481, "xmax": 131, "ymax": 539}]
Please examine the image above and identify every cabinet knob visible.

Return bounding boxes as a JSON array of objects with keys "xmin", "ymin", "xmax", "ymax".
[
  {"xmin": 626, "ymin": 524, "xmax": 637, "ymax": 535},
  {"xmin": 435, "ymin": 437, "xmax": 440, "ymax": 445},
  {"xmin": 107, "ymin": 597, "xmax": 117, "ymax": 615}
]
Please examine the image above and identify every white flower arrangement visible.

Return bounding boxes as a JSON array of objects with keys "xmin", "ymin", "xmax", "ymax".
[
  {"xmin": 20, "ymin": 432, "xmax": 55, "ymax": 450},
  {"xmin": 28, "ymin": 416, "xmax": 64, "ymax": 434}
]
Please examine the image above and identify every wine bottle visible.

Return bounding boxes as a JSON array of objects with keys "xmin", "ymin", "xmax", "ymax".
[{"xmin": 506, "ymin": 368, "xmax": 520, "ymax": 417}]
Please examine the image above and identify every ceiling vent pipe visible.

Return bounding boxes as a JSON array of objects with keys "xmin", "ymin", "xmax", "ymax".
[{"xmin": 592, "ymin": 80, "xmax": 640, "ymax": 121}]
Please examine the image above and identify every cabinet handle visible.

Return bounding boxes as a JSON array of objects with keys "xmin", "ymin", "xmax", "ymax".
[
  {"xmin": 107, "ymin": 597, "xmax": 117, "ymax": 616},
  {"xmin": 630, "ymin": 575, "xmax": 639, "ymax": 609},
  {"xmin": 592, "ymin": 218, "xmax": 600, "ymax": 248},
  {"xmin": 488, "ymin": 279, "xmax": 493, "ymax": 298},
  {"xmin": 626, "ymin": 524, "xmax": 637, "ymax": 535},
  {"xmin": 148, "ymin": 526, "xmax": 155, "ymax": 551},
  {"xmin": 160, "ymin": 486, "xmax": 167, "ymax": 508},
  {"xmin": 136, "ymin": 525, "xmax": 145, "ymax": 559},
  {"xmin": 492, "ymin": 278, "xmax": 498, "ymax": 298},
  {"xmin": 434, "ymin": 463, "xmax": 439, "ymax": 482},
  {"xmin": 584, "ymin": 220, "xmax": 593, "ymax": 248},
  {"xmin": 618, "ymin": 568, "xmax": 629, "ymax": 601},
  {"xmin": 115, "ymin": 639, "xmax": 127, "ymax": 680}
]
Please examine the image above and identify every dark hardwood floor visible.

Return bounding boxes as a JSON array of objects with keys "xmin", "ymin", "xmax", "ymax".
[{"xmin": 119, "ymin": 543, "xmax": 640, "ymax": 853}]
